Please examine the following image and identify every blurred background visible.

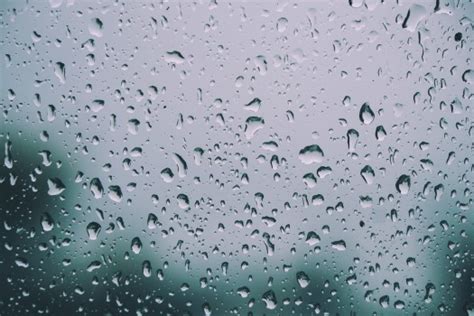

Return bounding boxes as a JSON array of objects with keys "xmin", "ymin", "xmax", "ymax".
[{"xmin": 1, "ymin": 0, "xmax": 473, "ymax": 315}]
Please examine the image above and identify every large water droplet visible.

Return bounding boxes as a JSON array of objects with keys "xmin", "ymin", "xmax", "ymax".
[
  {"xmin": 131, "ymin": 237, "xmax": 142, "ymax": 254},
  {"xmin": 347, "ymin": 129, "xmax": 359, "ymax": 152},
  {"xmin": 244, "ymin": 116, "xmax": 265, "ymax": 139},
  {"xmin": 296, "ymin": 271, "xmax": 310, "ymax": 288},
  {"xmin": 359, "ymin": 103, "xmax": 375, "ymax": 125},
  {"xmin": 108, "ymin": 185, "xmax": 123, "ymax": 202},
  {"xmin": 47, "ymin": 178, "xmax": 65, "ymax": 196},
  {"xmin": 40, "ymin": 212, "xmax": 54, "ymax": 232},
  {"xmin": 331, "ymin": 240, "xmax": 347, "ymax": 251},
  {"xmin": 305, "ymin": 231, "xmax": 320, "ymax": 246},
  {"xmin": 360, "ymin": 165, "xmax": 375, "ymax": 184},
  {"xmin": 261, "ymin": 290, "xmax": 277, "ymax": 310},
  {"xmin": 164, "ymin": 51, "xmax": 185, "ymax": 64},
  {"xmin": 54, "ymin": 62, "xmax": 66, "ymax": 84},
  {"xmin": 89, "ymin": 18, "xmax": 104, "ymax": 37},
  {"xmin": 90, "ymin": 178, "xmax": 104, "ymax": 199},
  {"xmin": 298, "ymin": 145, "xmax": 324, "ymax": 164},
  {"xmin": 244, "ymin": 97, "xmax": 262, "ymax": 112},
  {"xmin": 86, "ymin": 222, "xmax": 101, "ymax": 240},
  {"xmin": 396, "ymin": 174, "xmax": 411, "ymax": 195}
]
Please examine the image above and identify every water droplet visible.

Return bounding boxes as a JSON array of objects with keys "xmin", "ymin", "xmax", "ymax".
[
  {"xmin": 203, "ymin": 303, "xmax": 212, "ymax": 316},
  {"xmin": 91, "ymin": 99, "xmax": 105, "ymax": 113},
  {"xmin": 261, "ymin": 290, "xmax": 277, "ymax": 310},
  {"xmin": 244, "ymin": 116, "xmax": 265, "ymax": 139},
  {"xmin": 4, "ymin": 141, "xmax": 13, "ymax": 169},
  {"xmin": 40, "ymin": 212, "xmax": 54, "ymax": 232},
  {"xmin": 359, "ymin": 103, "xmax": 375, "ymax": 125},
  {"xmin": 90, "ymin": 178, "xmax": 104, "ymax": 199},
  {"xmin": 375, "ymin": 125, "xmax": 387, "ymax": 141},
  {"xmin": 379, "ymin": 295, "xmax": 390, "ymax": 308},
  {"xmin": 15, "ymin": 257, "xmax": 29, "ymax": 268},
  {"xmin": 394, "ymin": 300, "xmax": 405, "ymax": 309},
  {"xmin": 396, "ymin": 174, "xmax": 411, "ymax": 195},
  {"xmin": 86, "ymin": 222, "xmax": 101, "ymax": 240},
  {"xmin": 164, "ymin": 51, "xmax": 185, "ymax": 64},
  {"xmin": 305, "ymin": 231, "xmax": 320, "ymax": 246},
  {"xmin": 237, "ymin": 287, "xmax": 250, "ymax": 298},
  {"xmin": 86, "ymin": 261, "xmax": 102, "ymax": 272},
  {"xmin": 131, "ymin": 237, "xmax": 142, "ymax": 254},
  {"xmin": 347, "ymin": 129, "xmax": 359, "ymax": 152},
  {"xmin": 147, "ymin": 213, "xmax": 158, "ymax": 229},
  {"xmin": 108, "ymin": 185, "xmax": 122, "ymax": 202},
  {"xmin": 173, "ymin": 153, "xmax": 188, "ymax": 178},
  {"xmin": 276, "ymin": 17, "xmax": 288, "ymax": 32},
  {"xmin": 331, "ymin": 240, "xmax": 346, "ymax": 251},
  {"xmin": 177, "ymin": 193, "xmax": 190, "ymax": 209},
  {"xmin": 142, "ymin": 260, "xmax": 152, "ymax": 277},
  {"xmin": 296, "ymin": 271, "xmax": 310, "ymax": 288},
  {"xmin": 360, "ymin": 165, "xmax": 375, "ymax": 184},
  {"xmin": 160, "ymin": 168, "xmax": 174, "ymax": 183},
  {"xmin": 244, "ymin": 97, "xmax": 262, "ymax": 112},
  {"xmin": 47, "ymin": 178, "xmax": 65, "ymax": 196},
  {"xmin": 298, "ymin": 145, "xmax": 324, "ymax": 164},
  {"xmin": 54, "ymin": 62, "xmax": 66, "ymax": 84},
  {"xmin": 89, "ymin": 18, "xmax": 104, "ymax": 38},
  {"xmin": 402, "ymin": 4, "xmax": 427, "ymax": 32},
  {"xmin": 462, "ymin": 69, "xmax": 473, "ymax": 84}
]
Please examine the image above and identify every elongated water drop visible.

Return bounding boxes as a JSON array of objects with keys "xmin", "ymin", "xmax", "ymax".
[
  {"xmin": 359, "ymin": 103, "xmax": 375, "ymax": 125},
  {"xmin": 54, "ymin": 62, "xmax": 66, "ymax": 84},
  {"xmin": 90, "ymin": 178, "xmax": 104, "ymax": 199},
  {"xmin": 347, "ymin": 129, "xmax": 359, "ymax": 151},
  {"xmin": 360, "ymin": 165, "xmax": 375, "ymax": 184},
  {"xmin": 131, "ymin": 237, "xmax": 142, "ymax": 254},
  {"xmin": 40, "ymin": 212, "xmax": 54, "ymax": 232}
]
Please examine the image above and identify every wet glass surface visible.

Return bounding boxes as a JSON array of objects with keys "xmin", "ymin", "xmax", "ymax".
[{"xmin": 1, "ymin": 0, "xmax": 473, "ymax": 315}]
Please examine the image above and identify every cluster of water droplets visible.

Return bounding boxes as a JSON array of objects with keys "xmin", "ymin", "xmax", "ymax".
[{"xmin": 0, "ymin": 0, "xmax": 472, "ymax": 315}]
